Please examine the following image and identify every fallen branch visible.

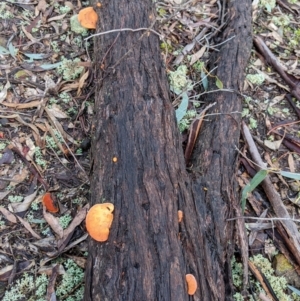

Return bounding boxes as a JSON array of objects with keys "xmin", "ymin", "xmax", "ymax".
[{"xmin": 242, "ymin": 121, "xmax": 300, "ymax": 266}]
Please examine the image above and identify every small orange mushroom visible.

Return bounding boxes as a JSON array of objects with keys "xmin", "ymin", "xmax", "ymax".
[
  {"xmin": 178, "ymin": 210, "xmax": 183, "ymax": 223},
  {"xmin": 78, "ymin": 7, "xmax": 98, "ymax": 29},
  {"xmin": 186, "ymin": 274, "xmax": 197, "ymax": 295},
  {"xmin": 42, "ymin": 192, "xmax": 59, "ymax": 213},
  {"xmin": 86, "ymin": 203, "xmax": 114, "ymax": 242}
]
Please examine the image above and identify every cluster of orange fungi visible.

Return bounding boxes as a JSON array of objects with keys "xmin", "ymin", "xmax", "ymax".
[
  {"xmin": 78, "ymin": 7, "xmax": 98, "ymax": 29},
  {"xmin": 86, "ymin": 203, "xmax": 114, "ymax": 242},
  {"xmin": 86, "ymin": 204, "xmax": 198, "ymax": 294}
]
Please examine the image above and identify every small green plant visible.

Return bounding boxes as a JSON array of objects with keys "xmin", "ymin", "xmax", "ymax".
[
  {"xmin": 8, "ymin": 195, "xmax": 23, "ymax": 203},
  {"xmin": 2, "ymin": 273, "xmax": 48, "ymax": 301},
  {"xmin": 51, "ymin": 41, "xmax": 60, "ymax": 53},
  {"xmin": 0, "ymin": 3, "xmax": 14, "ymax": 19},
  {"xmin": 34, "ymin": 147, "xmax": 47, "ymax": 168},
  {"xmin": 0, "ymin": 141, "xmax": 7, "ymax": 150},
  {"xmin": 70, "ymin": 15, "xmax": 89, "ymax": 36},
  {"xmin": 59, "ymin": 214, "xmax": 72, "ymax": 229},
  {"xmin": 250, "ymin": 254, "xmax": 295, "ymax": 301},
  {"xmin": 59, "ymin": 92, "xmax": 72, "ymax": 103},
  {"xmin": 168, "ymin": 65, "xmax": 193, "ymax": 95},
  {"xmin": 246, "ymin": 73, "xmax": 265, "ymax": 85},
  {"xmin": 56, "ymin": 259, "xmax": 84, "ymax": 301},
  {"xmin": 57, "ymin": 58, "xmax": 84, "ymax": 80},
  {"xmin": 259, "ymin": 0, "xmax": 276, "ymax": 12}
]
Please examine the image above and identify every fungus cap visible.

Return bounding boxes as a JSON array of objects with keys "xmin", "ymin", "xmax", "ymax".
[
  {"xmin": 42, "ymin": 192, "xmax": 59, "ymax": 213},
  {"xmin": 178, "ymin": 210, "xmax": 183, "ymax": 223},
  {"xmin": 186, "ymin": 274, "xmax": 197, "ymax": 295},
  {"xmin": 86, "ymin": 203, "xmax": 114, "ymax": 242},
  {"xmin": 78, "ymin": 7, "xmax": 98, "ymax": 29}
]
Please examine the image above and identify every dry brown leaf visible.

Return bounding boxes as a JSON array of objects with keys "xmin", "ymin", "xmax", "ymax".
[
  {"xmin": 66, "ymin": 255, "xmax": 86, "ymax": 269},
  {"xmin": 38, "ymin": 264, "xmax": 65, "ymax": 276},
  {"xmin": 0, "ymin": 206, "xmax": 17, "ymax": 223},
  {"xmin": 1, "ymin": 101, "xmax": 40, "ymax": 109},
  {"xmin": 77, "ymin": 70, "xmax": 89, "ymax": 96},
  {"xmin": 48, "ymin": 13, "xmax": 67, "ymax": 22},
  {"xmin": 43, "ymin": 205, "xmax": 64, "ymax": 239},
  {"xmin": 16, "ymin": 215, "xmax": 41, "ymax": 239},
  {"xmin": 288, "ymin": 153, "xmax": 296, "ymax": 173},
  {"xmin": 0, "ymin": 265, "xmax": 14, "ymax": 281},
  {"xmin": 57, "ymin": 204, "xmax": 89, "ymax": 249},
  {"xmin": 47, "ymin": 105, "xmax": 68, "ymax": 119},
  {"xmin": 190, "ymin": 46, "xmax": 206, "ymax": 65},
  {"xmin": 9, "ymin": 167, "xmax": 29, "ymax": 187},
  {"xmin": 45, "ymin": 107, "xmax": 78, "ymax": 145},
  {"xmin": 10, "ymin": 191, "xmax": 38, "ymax": 213},
  {"xmin": 36, "ymin": 0, "xmax": 47, "ymax": 14}
]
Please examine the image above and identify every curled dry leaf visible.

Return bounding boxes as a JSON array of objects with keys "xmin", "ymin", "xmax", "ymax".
[
  {"xmin": 86, "ymin": 203, "xmax": 114, "ymax": 242},
  {"xmin": 78, "ymin": 7, "xmax": 98, "ymax": 29},
  {"xmin": 186, "ymin": 274, "xmax": 197, "ymax": 295},
  {"xmin": 178, "ymin": 210, "xmax": 183, "ymax": 223}
]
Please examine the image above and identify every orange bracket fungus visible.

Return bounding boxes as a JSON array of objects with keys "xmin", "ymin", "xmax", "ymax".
[
  {"xmin": 178, "ymin": 210, "xmax": 183, "ymax": 223},
  {"xmin": 186, "ymin": 274, "xmax": 197, "ymax": 295},
  {"xmin": 86, "ymin": 203, "xmax": 114, "ymax": 242},
  {"xmin": 78, "ymin": 7, "xmax": 98, "ymax": 29},
  {"xmin": 42, "ymin": 192, "xmax": 59, "ymax": 213}
]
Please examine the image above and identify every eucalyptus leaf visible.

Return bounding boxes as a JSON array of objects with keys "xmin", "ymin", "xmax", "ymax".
[
  {"xmin": 216, "ymin": 77, "xmax": 223, "ymax": 89},
  {"xmin": 8, "ymin": 42, "xmax": 18, "ymax": 58},
  {"xmin": 24, "ymin": 53, "xmax": 47, "ymax": 60},
  {"xmin": 241, "ymin": 169, "xmax": 268, "ymax": 213},
  {"xmin": 287, "ymin": 285, "xmax": 300, "ymax": 296},
  {"xmin": 175, "ymin": 92, "xmax": 189, "ymax": 123},
  {"xmin": 40, "ymin": 62, "xmax": 62, "ymax": 70},
  {"xmin": 280, "ymin": 171, "xmax": 300, "ymax": 180},
  {"xmin": 0, "ymin": 46, "xmax": 10, "ymax": 55},
  {"xmin": 201, "ymin": 70, "xmax": 208, "ymax": 91}
]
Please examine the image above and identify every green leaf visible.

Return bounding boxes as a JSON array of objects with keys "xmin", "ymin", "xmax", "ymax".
[
  {"xmin": 175, "ymin": 92, "xmax": 189, "ymax": 123},
  {"xmin": 24, "ymin": 53, "xmax": 46, "ymax": 60},
  {"xmin": 40, "ymin": 62, "xmax": 62, "ymax": 70},
  {"xmin": 287, "ymin": 285, "xmax": 300, "ymax": 296},
  {"xmin": 0, "ymin": 46, "xmax": 9, "ymax": 55},
  {"xmin": 201, "ymin": 70, "xmax": 208, "ymax": 91},
  {"xmin": 8, "ymin": 42, "xmax": 18, "ymax": 58},
  {"xmin": 280, "ymin": 171, "xmax": 300, "ymax": 180},
  {"xmin": 215, "ymin": 77, "xmax": 223, "ymax": 89},
  {"xmin": 241, "ymin": 169, "xmax": 268, "ymax": 213}
]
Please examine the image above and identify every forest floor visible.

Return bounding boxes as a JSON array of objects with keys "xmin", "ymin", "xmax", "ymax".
[{"xmin": 0, "ymin": 0, "xmax": 300, "ymax": 300}]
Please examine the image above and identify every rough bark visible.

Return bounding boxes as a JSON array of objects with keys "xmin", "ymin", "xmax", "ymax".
[{"xmin": 84, "ymin": 0, "xmax": 252, "ymax": 300}]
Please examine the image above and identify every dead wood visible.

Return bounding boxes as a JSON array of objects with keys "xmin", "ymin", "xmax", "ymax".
[{"xmin": 84, "ymin": 0, "xmax": 252, "ymax": 300}]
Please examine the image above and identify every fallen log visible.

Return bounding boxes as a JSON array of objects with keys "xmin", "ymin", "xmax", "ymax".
[{"xmin": 84, "ymin": 0, "xmax": 252, "ymax": 300}]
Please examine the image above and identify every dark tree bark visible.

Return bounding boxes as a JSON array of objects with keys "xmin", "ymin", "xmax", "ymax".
[{"xmin": 84, "ymin": 0, "xmax": 252, "ymax": 300}]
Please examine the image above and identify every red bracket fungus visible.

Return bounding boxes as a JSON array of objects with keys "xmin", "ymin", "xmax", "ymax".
[
  {"xmin": 78, "ymin": 7, "xmax": 98, "ymax": 29},
  {"xmin": 186, "ymin": 274, "xmax": 197, "ymax": 295},
  {"xmin": 86, "ymin": 203, "xmax": 114, "ymax": 242}
]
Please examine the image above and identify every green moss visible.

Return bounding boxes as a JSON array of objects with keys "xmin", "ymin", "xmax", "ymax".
[
  {"xmin": 56, "ymin": 259, "xmax": 84, "ymax": 300},
  {"xmin": 168, "ymin": 65, "xmax": 193, "ymax": 95},
  {"xmin": 3, "ymin": 273, "xmax": 48, "ymax": 301},
  {"xmin": 250, "ymin": 254, "xmax": 294, "ymax": 301},
  {"xmin": 70, "ymin": 15, "xmax": 88, "ymax": 36},
  {"xmin": 57, "ymin": 58, "xmax": 84, "ymax": 80},
  {"xmin": 246, "ymin": 73, "xmax": 265, "ymax": 85}
]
